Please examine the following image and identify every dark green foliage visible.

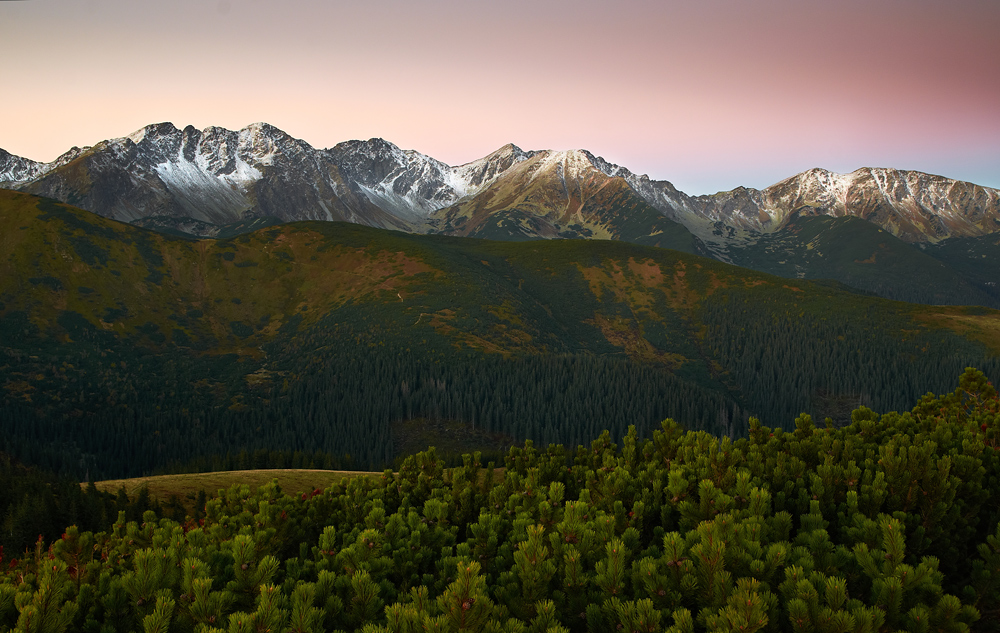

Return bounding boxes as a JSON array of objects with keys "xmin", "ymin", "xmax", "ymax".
[
  {"xmin": 727, "ymin": 214, "xmax": 1000, "ymax": 308},
  {"xmin": 0, "ymin": 453, "xmax": 159, "ymax": 557},
  {"xmin": 702, "ymin": 287, "xmax": 1000, "ymax": 428},
  {"xmin": 229, "ymin": 321, "xmax": 254, "ymax": 338},
  {"xmin": 28, "ymin": 277, "xmax": 63, "ymax": 291},
  {"xmin": 922, "ymin": 234, "xmax": 1000, "ymax": 307},
  {"xmin": 2, "ymin": 370, "xmax": 997, "ymax": 632}
]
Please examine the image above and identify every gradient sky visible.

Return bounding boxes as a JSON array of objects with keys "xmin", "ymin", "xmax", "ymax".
[{"xmin": 1, "ymin": 0, "xmax": 998, "ymax": 194}]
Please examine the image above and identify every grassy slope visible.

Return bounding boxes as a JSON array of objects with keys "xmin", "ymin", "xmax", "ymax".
[
  {"xmin": 726, "ymin": 214, "xmax": 999, "ymax": 307},
  {"xmin": 922, "ymin": 233, "xmax": 1000, "ymax": 305},
  {"xmin": 3, "ymin": 186, "xmax": 998, "ymax": 381},
  {"xmin": 0, "ymin": 189, "xmax": 768, "ymax": 360},
  {"xmin": 89, "ymin": 469, "xmax": 375, "ymax": 502},
  {"xmin": 3, "ymin": 190, "xmax": 1000, "ymax": 475}
]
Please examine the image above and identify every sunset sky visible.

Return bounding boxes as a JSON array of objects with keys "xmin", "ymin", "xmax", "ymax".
[{"xmin": 1, "ymin": 0, "xmax": 998, "ymax": 194}]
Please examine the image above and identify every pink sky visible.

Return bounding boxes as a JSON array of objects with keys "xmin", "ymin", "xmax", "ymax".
[{"xmin": 1, "ymin": 0, "xmax": 997, "ymax": 194}]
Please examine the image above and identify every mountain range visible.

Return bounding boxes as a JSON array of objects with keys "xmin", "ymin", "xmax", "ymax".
[{"xmin": 2, "ymin": 122, "xmax": 1000, "ymax": 307}]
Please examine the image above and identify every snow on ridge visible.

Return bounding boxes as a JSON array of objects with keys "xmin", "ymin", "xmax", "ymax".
[
  {"xmin": 157, "ymin": 127, "xmax": 261, "ymax": 196},
  {"xmin": 441, "ymin": 166, "xmax": 478, "ymax": 199},
  {"xmin": 448, "ymin": 143, "xmax": 534, "ymax": 193},
  {"xmin": 12, "ymin": 121, "xmax": 1000, "ymax": 242},
  {"xmin": 0, "ymin": 152, "xmax": 44, "ymax": 184},
  {"xmin": 340, "ymin": 139, "xmax": 535, "ymax": 218},
  {"xmin": 0, "ymin": 145, "xmax": 97, "ymax": 185},
  {"xmin": 153, "ymin": 159, "xmax": 252, "ymax": 224}
]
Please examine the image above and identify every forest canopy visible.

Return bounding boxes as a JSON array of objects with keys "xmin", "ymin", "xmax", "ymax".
[{"xmin": 2, "ymin": 369, "xmax": 999, "ymax": 632}]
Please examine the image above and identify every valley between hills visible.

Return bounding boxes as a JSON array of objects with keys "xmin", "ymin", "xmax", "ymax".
[{"xmin": 2, "ymin": 126, "xmax": 1000, "ymax": 631}]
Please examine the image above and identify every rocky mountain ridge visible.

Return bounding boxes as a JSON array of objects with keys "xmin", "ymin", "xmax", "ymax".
[
  {"xmin": 3, "ymin": 122, "xmax": 999, "ymax": 253},
  {"xmin": 0, "ymin": 148, "xmax": 52, "ymax": 185}
]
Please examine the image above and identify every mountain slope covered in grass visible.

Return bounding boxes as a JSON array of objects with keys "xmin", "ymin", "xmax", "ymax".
[
  {"xmin": 1, "ymin": 190, "xmax": 999, "ymax": 478},
  {"xmin": 724, "ymin": 213, "xmax": 1000, "ymax": 307}
]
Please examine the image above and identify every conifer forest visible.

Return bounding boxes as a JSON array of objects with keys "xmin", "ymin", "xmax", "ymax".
[{"xmin": 1, "ymin": 369, "xmax": 999, "ymax": 632}]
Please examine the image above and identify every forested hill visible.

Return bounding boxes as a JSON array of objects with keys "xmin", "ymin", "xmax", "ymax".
[
  {"xmin": 1, "ymin": 369, "xmax": 999, "ymax": 632},
  {"xmin": 1, "ymin": 190, "xmax": 999, "ymax": 478}
]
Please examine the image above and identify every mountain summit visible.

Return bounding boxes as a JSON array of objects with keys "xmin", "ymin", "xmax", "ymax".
[
  {"xmin": 1, "ymin": 124, "xmax": 544, "ymax": 235},
  {"xmin": 3, "ymin": 122, "xmax": 998, "ymax": 246}
]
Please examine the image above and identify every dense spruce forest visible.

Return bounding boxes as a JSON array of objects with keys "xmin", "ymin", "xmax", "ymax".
[
  {"xmin": 1, "ymin": 369, "xmax": 999, "ymax": 632},
  {"xmin": 3, "ymin": 191, "xmax": 1000, "ymax": 481}
]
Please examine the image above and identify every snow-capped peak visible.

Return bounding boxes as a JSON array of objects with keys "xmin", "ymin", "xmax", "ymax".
[
  {"xmin": 4, "ymin": 122, "xmax": 999, "ymax": 245},
  {"xmin": 125, "ymin": 122, "xmax": 181, "ymax": 146}
]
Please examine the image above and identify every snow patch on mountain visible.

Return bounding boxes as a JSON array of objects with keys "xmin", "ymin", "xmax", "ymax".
[
  {"xmin": 0, "ymin": 145, "xmax": 97, "ymax": 187},
  {"xmin": 0, "ymin": 150, "xmax": 45, "ymax": 186},
  {"xmin": 328, "ymin": 138, "xmax": 535, "ymax": 223},
  {"xmin": 152, "ymin": 158, "xmax": 255, "ymax": 223}
]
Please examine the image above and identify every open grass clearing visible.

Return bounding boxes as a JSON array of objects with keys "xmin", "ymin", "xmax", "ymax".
[{"xmin": 87, "ymin": 469, "xmax": 379, "ymax": 504}]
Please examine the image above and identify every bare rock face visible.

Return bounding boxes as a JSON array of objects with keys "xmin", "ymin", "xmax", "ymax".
[{"xmin": 325, "ymin": 139, "xmax": 539, "ymax": 224}]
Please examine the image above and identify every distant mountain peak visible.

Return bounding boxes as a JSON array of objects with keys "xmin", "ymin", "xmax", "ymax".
[
  {"xmin": 1, "ymin": 122, "xmax": 999, "ymax": 250},
  {"xmin": 489, "ymin": 142, "xmax": 525, "ymax": 155},
  {"xmin": 759, "ymin": 166, "xmax": 1000, "ymax": 242},
  {"xmin": 126, "ymin": 121, "xmax": 182, "ymax": 145},
  {"xmin": 242, "ymin": 121, "xmax": 283, "ymax": 136},
  {"xmin": 0, "ymin": 148, "xmax": 45, "ymax": 185}
]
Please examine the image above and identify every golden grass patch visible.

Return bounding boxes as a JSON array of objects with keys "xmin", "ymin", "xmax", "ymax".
[
  {"xmin": 918, "ymin": 309, "xmax": 1000, "ymax": 355},
  {"xmin": 587, "ymin": 313, "xmax": 686, "ymax": 368},
  {"xmin": 87, "ymin": 469, "xmax": 377, "ymax": 506}
]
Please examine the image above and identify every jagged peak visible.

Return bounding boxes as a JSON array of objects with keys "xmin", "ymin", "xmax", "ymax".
[
  {"xmin": 495, "ymin": 142, "xmax": 524, "ymax": 154},
  {"xmin": 121, "ymin": 122, "xmax": 302, "ymax": 151},
  {"xmin": 454, "ymin": 143, "xmax": 531, "ymax": 170},
  {"xmin": 0, "ymin": 148, "xmax": 45, "ymax": 184},
  {"xmin": 12, "ymin": 121, "xmax": 1000, "ymax": 247},
  {"xmin": 475, "ymin": 143, "xmax": 529, "ymax": 162},
  {"xmin": 126, "ymin": 122, "xmax": 181, "ymax": 145},
  {"xmin": 511, "ymin": 148, "xmax": 638, "ymax": 184},
  {"xmin": 327, "ymin": 138, "xmax": 422, "ymax": 171},
  {"xmin": 331, "ymin": 137, "xmax": 402, "ymax": 154},
  {"xmin": 768, "ymin": 167, "xmax": 837, "ymax": 187},
  {"xmin": 240, "ymin": 122, "xmax": 295, "ymax": 141},
  {"xmin": 718, "ymin": 185, "xmax": 759, "ymax": 197},
  {"xmin": 523, "ymin": 149, "xmax": 628, "ymax": 181},
  {"xmin": 49, "ymin": 146, "xmax": 90, "ymax": 168},
  {"xmin": 534, "ymin": 148, "xmax": 592, "ymax": 165}
]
